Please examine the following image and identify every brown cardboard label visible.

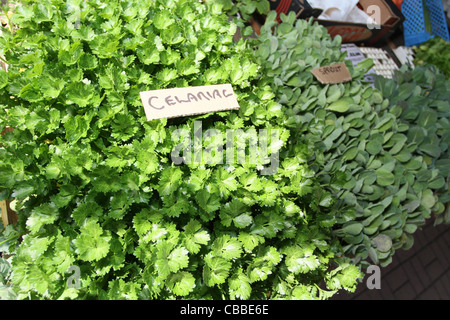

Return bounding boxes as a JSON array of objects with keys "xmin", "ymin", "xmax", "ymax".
[
  {"xmin": 310, "ymin": 62, "xmax": 352, "ymax": 84},
  {"xmin": 140, "ymin": 84, "xmax": 240, "ymax": 121}
]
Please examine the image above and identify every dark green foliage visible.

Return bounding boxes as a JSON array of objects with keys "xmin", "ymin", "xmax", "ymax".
[{"xmin": 251, "ymin": 12, "xmax": 449, "ymax": 268}]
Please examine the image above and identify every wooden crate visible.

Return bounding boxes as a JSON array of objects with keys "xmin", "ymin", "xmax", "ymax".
[{"xmin": 1, "ymin": 200, "xmax": 17, "ymax": 227}]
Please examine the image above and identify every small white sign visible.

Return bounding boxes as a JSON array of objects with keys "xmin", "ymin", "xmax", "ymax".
[{"xmin": 140, "ymin": 84, "xmax": 240, "ymax": 121}]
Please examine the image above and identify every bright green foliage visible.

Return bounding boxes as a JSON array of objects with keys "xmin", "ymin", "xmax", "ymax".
[
  {"xmin": 0, "ymin": 0, "xmax": 360, "ymax": 300},
  {"xmin": 251, "ymin": 11, "xmax": 449, "ymax": 268},
  {"xmin": 74, "ymin": 220, "xmax": 112, "ymax": 262}
]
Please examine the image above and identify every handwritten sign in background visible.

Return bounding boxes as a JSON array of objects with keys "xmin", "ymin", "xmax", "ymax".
[{"xmin": 310, "ymin": 62, "xmax": 352, "ymax": 84}]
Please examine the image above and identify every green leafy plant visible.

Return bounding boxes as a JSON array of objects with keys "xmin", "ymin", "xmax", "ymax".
[
  {"xmin": 0, "ymin": 0, "xmax": 360, "ymax": 300},
  {"xmin": 414, "ymin": 37, "xmax": 450, "ymax": 79},
  {"xmin": 250, "ymin": 11, "xmax": 449, "ymax": 268},
  {"xmin": 374, "ymin": 64, "xmax": 450, "ymax": 225},
  {"xmin": 206, "ymin": 0, "xmax": 270, "ymax": 22}
]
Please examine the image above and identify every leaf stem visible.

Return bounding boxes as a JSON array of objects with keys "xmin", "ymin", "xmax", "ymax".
[{"xmin": 0, "ymin": 234, "xmax": 20, "ymax": 246}]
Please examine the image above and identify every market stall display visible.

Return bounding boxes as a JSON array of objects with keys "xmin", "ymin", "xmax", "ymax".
[{"xmin": 0, "ymin": 0, "xmax": 448, "ymax": 302}]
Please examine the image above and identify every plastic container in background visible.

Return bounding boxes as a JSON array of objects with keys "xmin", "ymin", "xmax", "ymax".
[{"xmin": 402, "ymin": 0, "xmax": 450, "ymax": 46}]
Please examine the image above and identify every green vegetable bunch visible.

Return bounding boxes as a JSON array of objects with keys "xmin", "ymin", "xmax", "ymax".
[
  {"xmin": 251, "ymin": 12, "xmax": 449, "ymax": 268},
  {"xmin": 414, "ymin": 37, "xmax": 450, "ymax": 79},
  {"xmin": 375, "ymin": 64, "xmax": 450, "ymax": 225},
  {"xmin": 0, "ymin": 0, "xmax": 360, "ymax": 300},
  {"xmin": 206, "ymin": 0, "xmax": 270, "ymax": 22}
]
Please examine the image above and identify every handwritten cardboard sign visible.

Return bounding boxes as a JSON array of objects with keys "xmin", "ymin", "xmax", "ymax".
[
  {"xmin": 310, "ymin": 62, "xmax": 352, "ymax": 84},
  {"xmin": 140, "ymin": 84, "xmax": 240, "ymax": 121}
]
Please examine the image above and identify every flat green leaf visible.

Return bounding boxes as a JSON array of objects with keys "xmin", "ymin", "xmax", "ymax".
[
  {"xmin": 284, "ymin": 246, "xmax": 320, "ymax": 274},
  {"xmin": 407, "ymin": 126, "xmax": 426, "ymax": 145},
  {"xmin": 366, "ymin": 138, "xmax": 383, "ymax": 155},
  {"xmin": 342, "ymin": 147, "xmax": 358, "ymax": 161},
  {"xmin": 419, "ymin": 143, "xmax": 441, "ymax": 158},
  {"xmin": 375, "ymin": 168, "xmax": 395, "ymax": 186},
  {"xmin": 74, "ymin": 220, "xmax": 111, "ymax": 261},
  {"xmin": 228, "ymin": 269, "xmax": 252, "ymax": 300},
  {"xmin": 183, "ymin": 220, "xmax": 210, "ymax": 254},
  {"xmin": 238, "ymin": 232, "xmax": 264, "ymax": 252},
  {"xmin": 211, "ymin": 235, "xmax": 243, "ymax": 260},
  {"xmin": 66, "ymin": 82, "xmax": 96, "ymax": 107},
  {"xmin": 26, "ymin": 203, "xmax": 58, "ymax": 233},
  {"xmin": 0, "ymin": 69, "xmax": 8, "ymax": 89},
  {"xmin": 153, "ymin": 10, "xmax": 174, "ymax": 30},
  {"xmin": 326, "ymin": 97, "xmax": 352, "ymax": 113},
  {"xmin": 428, "ymin": 177, "xmax": 445, "ymax": 189},
  {"xmin": 418, "ymin": 109, "xmax": 438, "ymax": 129},
  {"xmin": 421, "ymin": 189, "xmax": 436, "ymax": 209},
  {"xmin": 157, "ymin": 167, "xmax": 183, "ymax": 196},
  {"xmin": 342, "ymin": 222, "xmax": 363, "ymax": 236},
  {"xmin": 196, "ymin": 189, "xmax": 221, "ymax": 214},
  {"xmin": 167, "ymin": 272, "xmax": 196, "ymax": 296},
  {"xmin": 372, "ymin": 234, "xmax": 392, "ymax": 253},
  {"xmin": 167, "ymin": 247, "xmax": 189, "ymax": 273},
  {"xmin": 203, "ymin": 255, "xmax": 231, "ymax": 287},
  {"xmin": 234, "ymin": 213, "xmax": 253, "ymax": 229}
]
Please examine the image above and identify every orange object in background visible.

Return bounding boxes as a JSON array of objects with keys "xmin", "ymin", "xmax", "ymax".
[{"xmin": 392, "ymin": 0, "xmax": 404, "ymax": 10}]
